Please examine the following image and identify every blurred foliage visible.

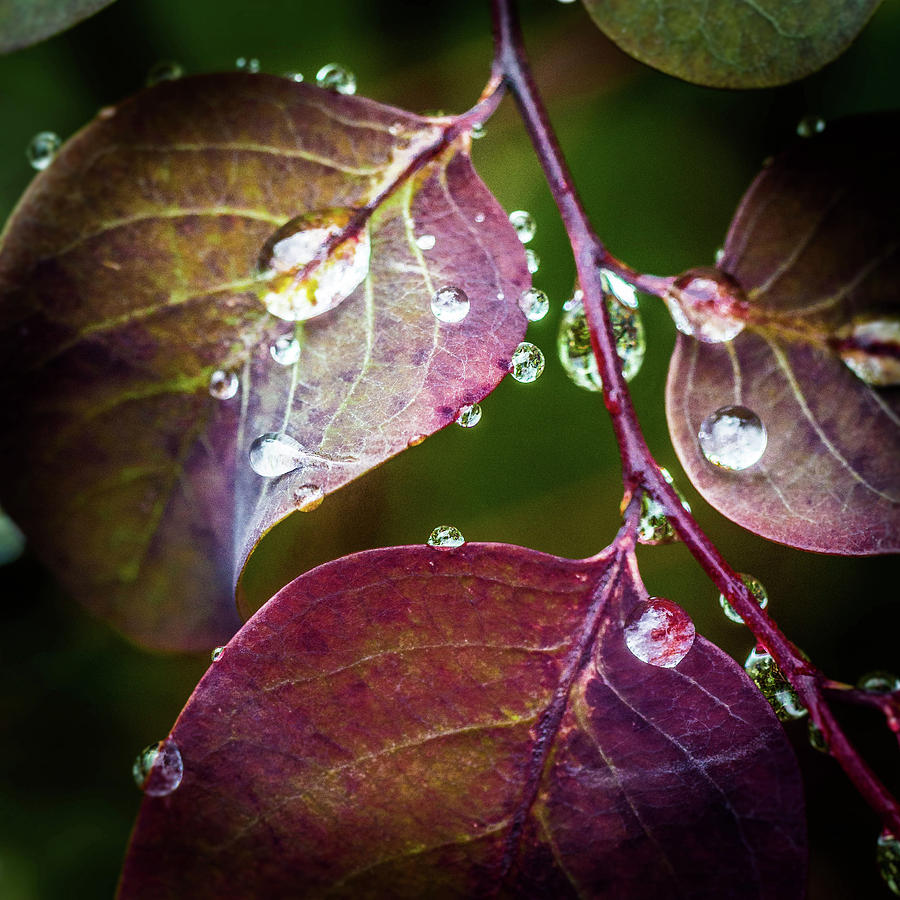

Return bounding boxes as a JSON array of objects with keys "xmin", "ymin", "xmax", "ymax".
[{"xmin": 0, "ymin": 0, "xmax": 898, "ymax": 896}]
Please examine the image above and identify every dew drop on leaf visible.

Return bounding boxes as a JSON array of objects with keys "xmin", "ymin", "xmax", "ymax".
[
  {"xmin": 283, "ymin": 71, "xmax": 304, "ymax": 83},
  {"xmin": 637, "ymin": 467, "xmax": 691, "ymax": 545},
  {"xmin": 26, "ymin": 131, "xmax": 60, "ymax": 171},
  {"xmin": 208, "ymin": 370, "xmax": 239, "ymax": 400},
  {"xmin": 415, "ymin": 233, "xmax": 436, "ymax": 251},
  {"xmin": 315, "ymin": 63, "xmax": 356, "ymax": 95},
  {"xmin": 132, "ymin": 739, "xmax": 183, "ymax": 797},
  {"xmin": 518, "ymin": 288, "xmax": 549, "ymax": 322},
  {"xmin": 431, "ymin": 286, "xmax": 470, "ymax": 323},
  {"xmin": 254, "ymin": 208, "xmax": 370, "ymax": 322},
  {"xmin": 743, "ymin": 647, "xmax": 807, "ymax": 721},
  {"xmin": 473, "ymin": 211, "xmax": 486, "ymax": 224},
  {"xmin": 719, "ymin": 573, "xmax": 769, "ymax": 624},
  {"xmin": 509, "ymin": 341, "xmax": 545, "ymax": 383},
  {"xmin": 270, "ymin": 335, "xmax": 301, "ymax": 366},
  {"xmin": 663, "ymin": 268, "xmax": 747, "ymax": 343},
  {"xmin": 235, "ymin": 56, "xmax": 260, "ymax": 73},
  {"xmin": 455, "ymin": 403, "xmax": 482, "ymax": 428},
  {"xmin": 508, "ymin": 209, "xmax": 536, "ymax": 244},
  {"xmin": 292, "ymin": 483, "xmax": 325, "ymax": 511},
  {"xmin": 427, "ymin": 525, "xmax": 465, "ymax": 548},
  {"xmin": 622, "ymin": 597, "xmax": 695, "ymax": 668},
  {"xmin": 878, "ymin": 831, "xmax": 900, "ymax": 896},
  {"xmin": 698, "ymin": 405, "xmax": 767, "ymax": 471},
  {"xmin": 796, "ymin": 115, "xmax": 826, "ymax": 138},
  {"xmin": 210, "ymin": 646, "xmax": 225, "ymax": 662},
  {"xmin": 248, "ymin": 432, "xmax": 303, "ymax": 478},
  {"xmin": 857, "ymin": 671, "xmax": 900, "ymax": 693},
  {"xmin": 833, "ymin": 317, "xmax": 900, "ymax": 386},
  {"xmin": 146, "ymin": 60, "xmax": 183, "ymax": 86},
  {"xmin": 525, "ymin": 248, "xmax": 540, "ymax": 274}
]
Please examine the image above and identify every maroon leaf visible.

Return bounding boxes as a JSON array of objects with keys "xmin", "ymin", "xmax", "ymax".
[
  {"xmin": 0, "ymin": 0, "xmax": 116, "ymax": 54},
  {"xmin": 0, "ymin": 74, "xmax": 529, "ymax": 650},
  {"xmin": 667, "ymin": 113, "xmax": 900, "ymax": 554},
  {"xmin": 119, "ymin": 542, "xmax": 805, "ymax": 898}
]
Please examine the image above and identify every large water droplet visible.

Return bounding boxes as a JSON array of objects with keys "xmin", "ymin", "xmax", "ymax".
[
  {"xmin": 26, "ymin": 131, "xmax": 61, "ymax": 171},
  {"xmin": 146, "ymin": 60, "xmax": 183, "ymax": 85},
  {"xmin": 270, "ymin": 334, "xmax": 301, "ymax": 366},
  {"xmin": 623, "ymin": 597, "xmax": 695, "ymax": 668},
  {"xmin": 525, "ymin": 248, "xmax": 540, "ymax": 274},
  {"xmin": 248, "ymin": 432, "xmax": 303, "ymax": 477},
  {"xmin": 857, "ymin": 671, "xmax": 900, "ymax": 694},
  {"xmin": 744, "ymin": 647, "xmax": 807, "ymax": 721},
  {"xmin": 878, "ymin": 830, "xmax": 900, "ymax": 896},
  {"xmin": 427, "ymin": 525, "xmax": 465, "ymax": 548},
  {"xmin": 431, "ymin": 286, "xmax": 470, "ymax": 323},
  {"xmin": 210, "ymin": 646, "xmax": 225, "ymax": 662},
  {"xmin": 0, "ymin": 508, "xmax": 25, "ymax": 566},
  {"xmin": 236, "ymin": 56, "xmax": 260, "ymax": 73},
  {"xmin": 518, "ymin": 288, "xmax": 549, "ymax": 322},
  {"xmin": 509, "ymin": 210, "xmax": 536, "ymax": 244},
  {"xmin": 132, "ymin": 739, "xmax": 183, "ymax": 796},
  {"xmin": 255, "ymin": 208, "xmax": 370, "ymax": 322},
  {"xmin": 833, "ymin": 317, "xmax": 900, "ymax": 386},
  {"xmin": 293, "ymin": 483, "xmax": 325, "ymax": 511},
  {"xmin": 796, "ymin": 115, "xmax": 826, "ymax": 138},
  {"xmin": 316, "ymin": 63, "xmax": 356, "ymax": 95},
  {"xmin": 509, "ymin": 341, "xmax": 545, "ymax": 383},
  {"xmin": 698, "ymin": 405, "xmax": 767, "ymax": 471},
  {"xmin": 637, "ymin": 467, "xmax": 691, "ymax": 546},
  {"xmin": 663, "ymin": 268, "xmax": 747, "ymax": 343},
  {"xmin": 719, "ymin": 573, "xmax": 768, "ymax": 624},
  {"xmin": 456, "ymin": 403, "xmax": 482, "ymax": 428},
  {"xmin": 208, "ymin": 369, "xmax": 239, "ymax": 400},
  {"xmin": 415, "ymin": 233, "xmax": 436, "ymax": 251}
]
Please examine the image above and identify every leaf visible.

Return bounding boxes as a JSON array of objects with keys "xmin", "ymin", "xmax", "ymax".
[
  {"xmin": 118, "ymin": 542, "xmax": 806, "ymax": 898},
  {"xmin": 0, "ymin": 74, "xmax": 529, "ymax": 650},
  {"xmin": 666, "ymin": 113, "xmax": 900, "ymax": 554},
  {"xmin": 0, "ymin": 0, "xmax": 115, "ymax": 54},
  {"xmin": 580, "ymin": 0, "xmax": 881, "ymax": 88}
]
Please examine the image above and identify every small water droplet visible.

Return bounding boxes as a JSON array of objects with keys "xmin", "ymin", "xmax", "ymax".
[
  {"xmin": 407, "ymin": 434, "xmax": 427, "ymax": 447},
  {"xmin": 663, "ymin": 268, "xmax": 747, "ymax": 343},
  {"xmin": 26, "ymin": 131, "xmax": 61, "ymax": 171},
  {"xmin": 601, "ymin": 269, "xmax": 638, "ymax": 309},
  {"xmin": 293, "ymin": 483, "xmax": 325, "ymax": 511},
  {"xmin": 236, "ymin": 56, "xmax": 260, "ymax": 73},
  {"xmin": 456, "ymin": 403, "xmax": 482, "ymax": 428},
  {"xmin": 637, "ymin": 468, "xmax": 691, "ymax": 546},
  {"xmin": 719, "ymin": 573, "xmax": 769, "ymax": 624},
  {"xmin": 474, "ymin": 212, "xmax": 486, "ymax": 224},
  {"xmin": 508, "ymin": 210, "xmax": 536, "ymax": 244},
  {"xmin": 248, "ymin": 432, "xmax": 303, "ymax": 477},
  {"xmin": 623, "ymin": 597, "xmax": 695, "ymax": 668},
  {"xmin": 132, "ymin": 739, "xmax": 183, "ymax": 796},
  {"xmin": 146, "ymin": 60, "xmax": 183, "ymax": 85},
  {"xmin": 427, "ymin": 525, "xmax": 465, "ymax": 548},
  {"xmin": 255, "ymin": 208, "xmax": 370, "ymax": 322},
  {"xmin": 470, "ymin": 122, "xmax": 486, "ymax": 140},
  {"xmin": 525, "ymin": 248, "xmax": 540, "ymax": 274},
  {"xmin": 270, "ymin": 335, "xmax": 301, "ymax": 366},
  {"xmin": 878, "ymin": 830, "xmax": 900, "ymax": 896},
  {"xmin": 833, "ymin": 317, "xmax": 900, "ymax": 386},
  {"xmin": 431, "ymin": 286, "xmax": 470, "ymax": 324},
  {"xmin": 698, "ymin": 405, "xmax": 767, "ymax": 471},
  {"xmin": 857, "ymin": 671, "xmax": 900, "ymax": 694},
  {"xmin": 0, "ymin": 508, "xmax": 25, "ymax": 566},
  {"xmin": 796, "ymin": 115, "xmax": 826, "ymax": 138},
  {"xmin": 518, "ymin": 288, "xmax": 549, "ymax": 322},
  {"xmin": 714, "ymin": 247, "xmax": 725, "ymax": 265},
  {"xmin": 807, "ymin": 720, "xmax": 829, "ymax": 753},
  {"xmin": 211, "ymin": 646, "xmax": 225, "ymax": 662},
  {"xmin": 509, "ymin": 341, "xmax": 545, "ymax": 383},
  {"xmin": 209, "ymin": 369, "xmax": 239, "ymax": 400},
  {"xmin": 744, "ymin": 647, "xmax": 807, "ymax": 721},
  {"xmin": 316, "ymin": 63, "xmax": 356, "ymax": 95},
  {"xmin": 283, "ymin": 71, "xmax": 304, "ymax": 82},
  {"xmin": 415, "ymin": 233, "xmax": 436, "ymax": 251}
]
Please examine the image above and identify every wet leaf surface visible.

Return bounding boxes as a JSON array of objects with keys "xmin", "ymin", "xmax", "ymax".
[
  {"xmin": 0, "ymin": 74, "xmax": 529, "ymax": 650},
  {"xmin": 0, "ymin": 0, "xmax": 115, "ymax": 53},
  {"xmin": 119, "ymin": 542, "xmax": 805, "ymax": 899},
  {"xmin": 580, "ymin": 0, "xmax": 881, "ymax": 88},
  {"xmin": 667, "ymin": 113, "xmax": 900, "ymax": 554}
]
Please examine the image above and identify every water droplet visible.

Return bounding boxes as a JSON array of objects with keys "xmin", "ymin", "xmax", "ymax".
[
  {"xmin": 146, "ymin": 60, "xmax": 183, "ymax": 85},
  {"xmin": 407, "ymin": 433, "xmax": 427, "ymax": 448},
  {"xmin": 601, "ymin": 269, "xmax": 638, "ymax": 309},
  {"xmin": 455, "ymin": 403, "xmax": 482, "ymax": 428},
  {"xmin": 744, "ymin": 647, "xmax": 807, "ymax": 721},
  {"xmin": 427, "ymin": 525, "xmax": 465, "ymax": 548},
  {"xmin": 508, "ymin": 210, "xmax": 536, "ymax": 244},
  {"xmin": 431, "ymin": 286, "xmax": 470, "ymax": 324},
  {"xmin": 623, "ymin": 597, "xmax": 695, "ymax": 668},
  {"xmin": 293, "ymin": 483, "xmax": 324, "ymax": 511},
  {"xmin": 518, "ymin": 288, "xmax": 549, "ymax": 322},
  {"xmin": 698, "ymin": 405, "xmax": 767, "ymax": 471},
  {"xmin": 877, "ymin": 830, "xmax": 900, "ymax": 896},
  {"xmin": 714, "ymin": 247, "xmax": 725, "ymax": 265},
  {"xmin": 807, "ymin": 720, "xmax": 828, "ymax": 753},
  {"xmin": 236, "ymin": 56, "xmax": 260, "ymax": 73},
  {"xmin": 0, "ymin": 508, "xmax": 25, "ymax": 566},
  {"xmin": 833, "ymin": 317, "xmax": 900, "ymax": 386},
  {"xmin": 283, "ymin": 71, "xmax": 304, "ymax": 82},
  {"xmin": 663, "ymin": 268, "xmax": 747, "ymax": 343},
  {"xmin": 210, "ymin": 646, "xmax": 225, "ymax": 662},
  {"xmin": 255, "ymin": 208, "xmax": 370, "ymax": 322},
  {"xmin": 637, "ymin": 467, "xmax": 691, "ymax": 546},
  {"xmin": 132, "ymin": 739, "xmax": 183, "ymax": 796},
  {"xmin": 415, "ymin": 233, "xmax": 436, "ymax": 251},
  {"xmin": 796, "ymin": 115, "xmax": 826, "ymax": 138},
  {"xmin": 525, "ymin": 248, "xmax": 540, "ymax": 274},
  {"xmin": 719, "ymin": 573, "xmax": 769, "ymax": 624},
  {"xmin": 474, "ymin": 212, "xmax": 486, "ymax": 224},
  {"xmin": 270, "ymin": 335, "xmax": 301, "ymax": 366},
  {"xmin": 26, "ymin": 131, "xmax": 61, "ymax": 171},
  {"xmin": 248, "ymin": 432, "xmax": 303, "ymax": 477},
  {"xmin": 316, "ymin": 63, "xmax": 356, "ymax": 95},
  {"xmin": 857, "ymin": 671, "xmax": 900, "ymax": 694},
  {"xmin": 509, "ymin": 341, "xmax": 545, "ymax": 383},
  {"xmin": 208, "ymin": 369, "xmax": 239, "ymax": 400},
  {"xmin": 470, "ymin": 122, "xmax": 486, "ymax": 140}
]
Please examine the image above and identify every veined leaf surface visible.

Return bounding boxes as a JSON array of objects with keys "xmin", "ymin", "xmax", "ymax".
[
  {"xmin": 0, "ymin": 0, "xmax": 115, "ymax": 53},
  {"xmin": 0, "ymin": 74, "xmax": 529, "ymax": 650}
]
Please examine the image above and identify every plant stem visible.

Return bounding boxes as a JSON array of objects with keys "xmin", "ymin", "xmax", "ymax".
[{"xmin": 489, "ymin": 0, "xmax": 900, "ymax": 836}]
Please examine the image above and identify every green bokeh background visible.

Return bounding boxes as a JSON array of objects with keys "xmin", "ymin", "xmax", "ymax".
[{"xmin": 0, "ymin": 0, "xmax": 898, "ymax": 896}]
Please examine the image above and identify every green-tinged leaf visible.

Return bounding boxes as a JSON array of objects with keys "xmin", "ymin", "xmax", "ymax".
[
  {"xmin": 666, "ymin": 113, "xmax": 899, "ymax": 554},
  {"xmin": 0, "ymin": 74, "xmax": 529, "ymax": 650},
  {"xmin": 580, "ymin": 0, "xmax": 882, "ymax": 88},
  {"xmin": 0, "ymin": 0, "xmax": 115, "ymax": 54}
]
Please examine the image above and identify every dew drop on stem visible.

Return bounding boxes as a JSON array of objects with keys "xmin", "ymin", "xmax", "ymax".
[
  {"xmin": 427, "ymin": 525, "xmax": 465, "ymax": 548},
  {"xmin": 744, "ymin": 647, "xmax": 807, "ymax": 721},
  {"xmin": 132, "ymin": 739, "xmax": 183, "ymax": 796},
  {"xmin": 877, "ymin": 830, "xmax": 900, "ymax": 896},
  {"xmin": 509, "ymin": 342, "xmax": 545, "ymax": 383},
  {"xmin": 719, "ymin": 573, "xmax": 768, "ymax": 624},
  {"xmin": 431, "ymin": 286, "xmax": 470, "ymax": 323},
  {"xmin": 698, "ymin": 405, "xmax": 767, "ymax": 471},
  {"xmin": 316, "ymin": 63, "xmax": 356, "ymax": 95},
  {"xmin": 663, "ymin": 267, "xmax": 747, "ymax": 343},
  {"xmin": 637, "ymin": 468, "xmax": 690, "ymax": 546},
  {"xmin": 857, "ymin": 671, "xmax": 900, "ymax": 693},
  {"xmin": 248, "ymin": 432, "xmax": 303, "ymax": 478},
  {"xmin": 26, "ymin": 131, "xmax": 60, "ymax": 171},
  {"xmin": 623, "ymin": 597, "xmax": 695, "ymax": 668}
]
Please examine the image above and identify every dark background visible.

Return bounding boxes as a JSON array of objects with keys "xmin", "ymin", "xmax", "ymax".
[{"xmin": 0, "ymin": 0, "xmax": 898, "ymax": 895}]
